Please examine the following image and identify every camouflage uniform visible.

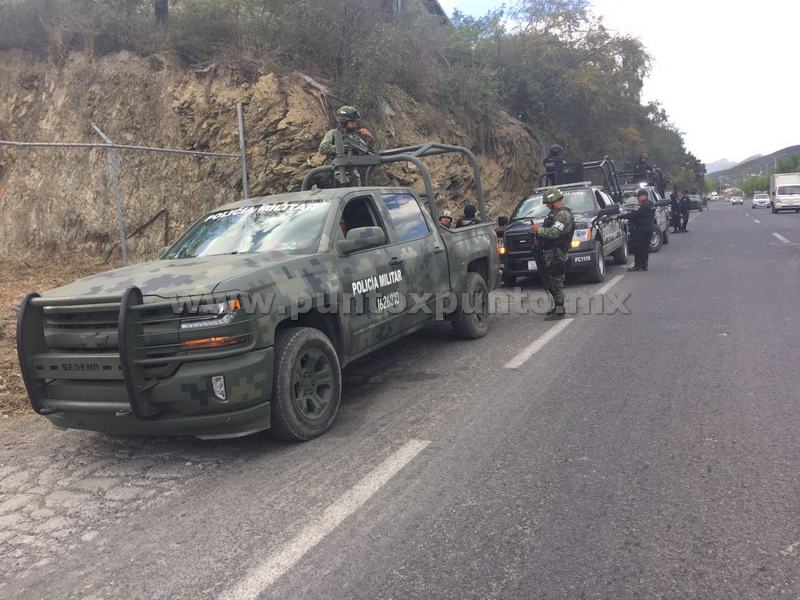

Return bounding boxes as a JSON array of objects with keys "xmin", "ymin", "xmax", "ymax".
[
  {"xmin": 318, "ymin": 128, "xmax": 373, "ymax": 186},
  {"xmin": 535, "ymin": 192, "xmax": 575, "ymax": 310}
]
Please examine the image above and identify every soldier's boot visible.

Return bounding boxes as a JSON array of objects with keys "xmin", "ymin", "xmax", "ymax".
[{"xmin": 545, "ymin": 305, "xmax": 566, "ymax": 321}]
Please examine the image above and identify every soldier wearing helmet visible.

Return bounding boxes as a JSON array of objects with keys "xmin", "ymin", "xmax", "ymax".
[
  {"xmin": 438, "ymin": 209, "xmax": 454, "ymax": 229},
  {"xmin": 319, "ymin": 105, "xmax": 374, "ymax": 159},
  {"xmin": 531, "ymin": 187, "xmax": 575, "ymax": 320}
]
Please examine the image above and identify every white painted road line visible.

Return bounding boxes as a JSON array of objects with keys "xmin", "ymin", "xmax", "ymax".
[
  {"xmin": 219, "ymin": 439, "xmax": 431, "ymax": 600},
  {"xmin": 505, "ymin": 318, "xmax": 574, "ymax": 369},
  {"xmin": 597, "ymin": 274, "xmax": 624, "ymax": 296},
  {"xmin": 754, "ymin": 219, "xmax": 761, "ymax": 224},
  {"xmin": 772, "ymin": 233, "xmax": 791, "ymax": 244}
]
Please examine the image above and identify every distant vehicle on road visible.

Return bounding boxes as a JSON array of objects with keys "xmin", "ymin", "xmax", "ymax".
[
  {"xmin": 730, "ymin": 196, "xmax": 744, "ymax": 205},
  {"xmin": 770, "ymin": 173, "xmax": 800, "ymax": 213},
  {"xmin": 751, "ymin": 193, "xmax": 770, "ymax": 209}
]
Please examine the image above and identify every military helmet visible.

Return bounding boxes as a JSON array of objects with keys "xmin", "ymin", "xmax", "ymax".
[
  {"xmin": 337, "ymin": 105, "xmax": 361, "ymax": 125},
  {"xmin": 543, "ymin": 187, "xmax": 563, "ymax": 204},
  {"xmin": 439, "ymin": 209, "xmax": 453, "ymax": 219}
]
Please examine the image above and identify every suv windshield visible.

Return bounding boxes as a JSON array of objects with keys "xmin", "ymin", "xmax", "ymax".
[
  {"xmin": 777, "ymin": 185, "xmax": 800, "ymax": 196},
  {"xmin": 164, "ymin": 200, "xmax": 331, "ymax": 259},
  {"xmin": 511, "ymin": 189, "xmax": 596, "ymax": 220}
]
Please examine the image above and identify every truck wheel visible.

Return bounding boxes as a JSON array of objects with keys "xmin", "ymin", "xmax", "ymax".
[
  {"xmin": 612, "ymin": 237, "xmax": 629, "ymax": 265},
  {"xmin": 662, "ymin": 227, "xmax": 669, "ymax": 245},
  {"xmin": 649, "ymin": 229, "xmax": 663, "ymax": 253},
  {"xmin": 586, "ymin": 241, "xmax": 606, "ymax": 284},
  {"xmin": 452, "ymin": 272, "xmax": 490, "ymax": 339},
  {"xmin": 270, "ymin": 327, "xmax": 342, "ymax": 442}
]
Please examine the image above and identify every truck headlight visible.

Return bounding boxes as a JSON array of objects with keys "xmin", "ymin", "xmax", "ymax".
[
  {"xmin": 571, "ymin": 228, "xmax": 591, "ymax": 248},
  {"xmin": 181, "ymin": 298, "xmax": 242, "ymax": 330}
]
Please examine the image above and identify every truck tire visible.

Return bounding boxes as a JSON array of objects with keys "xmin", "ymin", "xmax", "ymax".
[
  {"xmin": 270, "ymin": 327, "xmax": 342, "ymax": 442},
  {"xmin": 586, "ymin": 241, "xmax": 606, "ymax": 284},
  {"xmin": 649, "ymin": 228, "xmax": 663, "ymax": 253},
  {"xmin": 612, "ymin": 237, "xmax": 629, "ymax": 265},
  {"xmin": 662, "ymin": 227, "xmax": 669, "ymax": 245},
  {"xmin": 452, "ymin": 272, "xmax": 490, "ymax": 339}
]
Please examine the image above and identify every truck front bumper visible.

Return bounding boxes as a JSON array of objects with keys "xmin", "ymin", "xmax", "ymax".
[
  {"xmin": 43, "ymin": 347, "xmax": 274, "ymax": 438},
  {"xmin": 17, "ymin": 288, "xmax": 274, "ymax": 439},
  {"xmin": 503, "ymin": 250, "xmax": 593, "ymax": 277}
]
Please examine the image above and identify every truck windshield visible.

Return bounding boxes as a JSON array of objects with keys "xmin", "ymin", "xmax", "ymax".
[
  {"xmin": 777, "ymin": 186, "xmax": 800, "ymax": 196},
  {"xmin": 164, "ymin": 200, "xmax": 331, "ymax": 259},
  {"xmin": 511, "ymin": 189, "xmax": 596, "ymax": 220}
]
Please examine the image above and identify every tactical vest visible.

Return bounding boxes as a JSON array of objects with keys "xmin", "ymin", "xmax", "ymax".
[{"xmin": 539, "ymin": 208, "xmax": 575, "ymax": 250}]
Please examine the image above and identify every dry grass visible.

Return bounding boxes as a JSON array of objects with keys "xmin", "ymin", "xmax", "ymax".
[{"xmin": 0, "ymin": 254, "xmax": 116, "ymax": 415}]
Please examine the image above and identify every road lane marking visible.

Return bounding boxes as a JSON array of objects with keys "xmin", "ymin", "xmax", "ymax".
[
  {"xmin": 219, "ymin": 439, "xmax": 430, "ymax": 600},
  {"xmin": 597, "ymin": 274, "xmax": 624, "ymax": 296},
  {"xmin": 772, "ymin": 233, "xmax": 791, "ymax": 244},
  {"xmin": 504, "ymin": 318, "xmax": 574, "ymax": 369},
  {"xmin": 754, "ymin": 219, "xmax": 761, "ymax": 223}
]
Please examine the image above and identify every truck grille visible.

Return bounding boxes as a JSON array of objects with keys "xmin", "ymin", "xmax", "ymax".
[
  {"xmin": 506, "ymin": 233, "xmax": 534, "ymax": 253},
  {"xmin": 42, "ymin": 303, "xmax": 181, "ymax": 379}
]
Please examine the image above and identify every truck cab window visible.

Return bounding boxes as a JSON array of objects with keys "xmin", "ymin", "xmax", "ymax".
[
  {"xmin": 380, "ymin": 193, "xmax": 430, "ymax": 242},
  {"xmin": 339, "ymin": 196, "xmax": 384, "ymax": 239}
]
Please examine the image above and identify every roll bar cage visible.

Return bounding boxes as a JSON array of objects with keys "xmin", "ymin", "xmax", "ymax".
[
  {"xmin": 539, "ymin": 158, "xmax": 623, "ymax": 203},
  {"xmin": 301, "ymin": 135, "xmax": 486, "ymax": 222}
]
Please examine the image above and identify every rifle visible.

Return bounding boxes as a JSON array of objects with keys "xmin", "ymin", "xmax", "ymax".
[{"xmin": 332, "ymin": 129, "xmax": 374, "ymax": 187}]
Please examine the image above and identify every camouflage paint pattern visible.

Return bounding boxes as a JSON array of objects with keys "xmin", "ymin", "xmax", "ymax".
[{"xmin": 21, "ymin": 187, "xmax": 498, "ymax": 436}]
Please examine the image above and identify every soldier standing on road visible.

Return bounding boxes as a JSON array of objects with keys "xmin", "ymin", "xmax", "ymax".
[
  {"xmin": 617, "ymin": 188, "xmax": 654, "ymax": 271},
  {"xmin": 531, "ymin": 187, "xmax": 575, "ymax": 320},
  {"xmin": 455, "ymin": 204, "xmax": 481, "ymax": 228},
  {"xmin": 670, "ymin": 190, "xmax": 681, "ymax": 233},
  {"xmin": 680, "ymin": 190, "xmax": 691, "ymax": 232},
  {"xmin": 319, "ymin": 105, "xmax": 374, "ymax": 186}
]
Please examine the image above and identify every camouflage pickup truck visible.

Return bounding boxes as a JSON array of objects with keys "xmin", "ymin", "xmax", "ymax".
[{"xmin": 17, "ymin": 144, "xmax": 498, "ymax": 441}]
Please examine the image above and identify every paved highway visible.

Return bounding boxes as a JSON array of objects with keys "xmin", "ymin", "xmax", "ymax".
[{"xmin": 1, "ymin": 203, "xmax": 799, "ymax": 599}]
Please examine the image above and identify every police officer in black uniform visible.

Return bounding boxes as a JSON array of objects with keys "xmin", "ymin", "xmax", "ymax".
[
  {"xmin": 670, "ymin": 190, "xmax": 681, "ymax": 233},
  {"xmin": 455, "ymin": 204, "xmax": 481, "ymax": 228},
  {"xmin": 618, "ymin": 188, "xmax": 654, "ymax": 271}
]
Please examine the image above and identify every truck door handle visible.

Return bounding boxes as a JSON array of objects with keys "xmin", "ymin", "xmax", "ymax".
[
  {"xmin": 433, "ymin": 245, "xmax": 444, "ymax": 254},
  {"xmin": 390, "ymin": 257, "xmax": 404, "ymax": 267}
]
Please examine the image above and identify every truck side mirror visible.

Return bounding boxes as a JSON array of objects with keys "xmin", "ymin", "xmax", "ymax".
[
  {"xmin": 336, "ymin": 227, "xmax": 387, "ymax": 255},
  {"xmin": 598, "ymin": 205, "xmax": 620, "ymax": 217},
  {"xmin": 497, "ymin": 216, "xmax": 509, "ymax": 227}
]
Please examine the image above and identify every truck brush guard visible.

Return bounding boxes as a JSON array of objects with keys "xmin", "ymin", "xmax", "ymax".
[{"xmin": 17, "ymin": 286, "xmax": 256, "ymax": 419}]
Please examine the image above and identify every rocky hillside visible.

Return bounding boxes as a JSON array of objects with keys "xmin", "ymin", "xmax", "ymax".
[{"xmin": 0, "ymin": 50, "xmax": 541, "ymax": 262}]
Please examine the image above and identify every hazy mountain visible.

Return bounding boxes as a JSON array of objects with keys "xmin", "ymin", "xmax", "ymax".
[
  {"xmin": 708, "ymin": 145, "xmax": 800, "ymax": 183},
  {"xmin": 706, "ymin": 158, "xmax": 738, "ymax": 173}
]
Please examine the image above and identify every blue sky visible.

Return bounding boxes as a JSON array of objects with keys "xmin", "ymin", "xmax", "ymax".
[{"xmin": 437, "ymin": 1, "xmax": 800, "ymax": 164}]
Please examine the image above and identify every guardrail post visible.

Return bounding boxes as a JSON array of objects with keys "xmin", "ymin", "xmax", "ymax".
[{"xmin": 92, "ymin": 124, "xmax": 129, "ymax": 266}]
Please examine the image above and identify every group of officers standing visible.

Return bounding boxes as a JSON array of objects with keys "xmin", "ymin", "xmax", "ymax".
[{"xmin": 318, "ymin": 105, "xmax": 697, "ymax": 322}]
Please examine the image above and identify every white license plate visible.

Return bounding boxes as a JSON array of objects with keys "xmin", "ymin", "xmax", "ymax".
[{"xmin": 527, "ymin": 260, "xmax": 538, "ymax": 271}]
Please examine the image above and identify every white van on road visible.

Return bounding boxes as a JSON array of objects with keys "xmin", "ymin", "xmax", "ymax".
[{"xmin": 770, "ymin": 173, "xmax": 800, "ymax": 213}]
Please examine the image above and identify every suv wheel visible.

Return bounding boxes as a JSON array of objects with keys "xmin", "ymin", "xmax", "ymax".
[
  {"xmin": 586, "ymin": 241, "xmax": 606, "ymax": 284},
  {"xmin": 270, "ymin": 327, "xmax": 342, "ymax": 441},
  {"xmin": 649, "ymin": 229, "xmax": 663, "ymax": 253},
  {"xmin": 452, "ymin": 272, "xmax": 490, "ymax": 339},
  {"xmin": 612, "ymin": 236, "xmax": 629, "ymax": 265}
]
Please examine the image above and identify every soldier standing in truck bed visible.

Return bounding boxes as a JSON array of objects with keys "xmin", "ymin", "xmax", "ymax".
[{"xmin": 319, "ymin": 105, "xmax": 374, "ymax": 186}]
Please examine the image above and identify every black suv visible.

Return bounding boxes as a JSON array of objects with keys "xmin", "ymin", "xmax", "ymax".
[{"xmin": 500, "ymin": 183, "xmax": 626, "ymax": 286}]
